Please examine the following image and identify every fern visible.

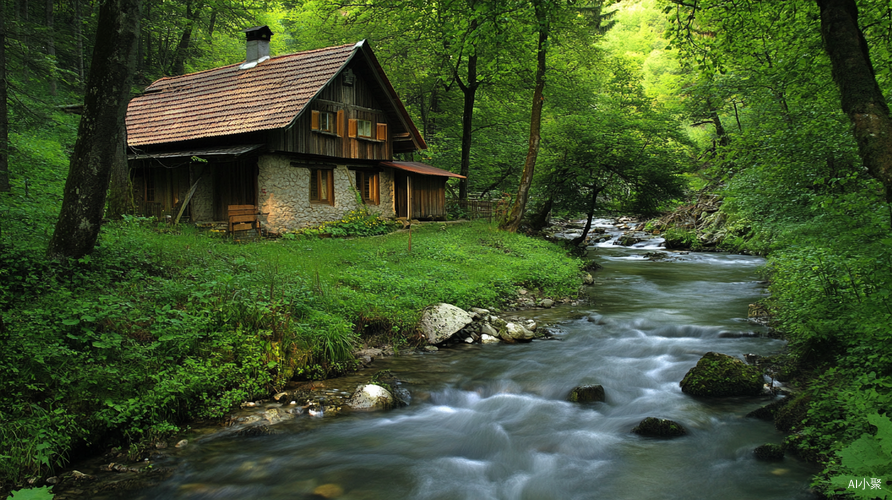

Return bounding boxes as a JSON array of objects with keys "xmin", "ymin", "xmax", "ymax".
[{"xmin": 828, "ymin": 413, "xmax": 892, "ymax": 499}]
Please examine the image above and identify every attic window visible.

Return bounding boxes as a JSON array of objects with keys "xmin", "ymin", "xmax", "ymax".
[
  {"xmin": 343, "ymin": 68, "xmax": 355, "ymax": 86},
  {"xmin": 312, "ymin": 110, "xmax": 341, "ymax": 135},
  {"xmin": 357, "ymin": 120, "xmax": 372, "ymax": 138}
]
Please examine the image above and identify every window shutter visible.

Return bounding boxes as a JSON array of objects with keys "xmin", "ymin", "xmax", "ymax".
[
  {"xmin": 309, "ymin": 170, "xmax": 319, "ymax": 201},
  {"xmin": 311, "ymin": 110, "xmax": 320, "ymax": 130},
  {"xmin": 348, "ymin": 119, "xmax": 358, "ymax": 138},
  {"xmin": 336, "ymin": 110, "xmax": 345, "ymax": 137},
  {"xmin": 377, "ymin": 123, "xmax": 387, "ymax": 141}
]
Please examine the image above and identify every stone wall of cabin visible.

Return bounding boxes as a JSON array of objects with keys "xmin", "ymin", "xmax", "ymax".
[{"xmin": 257, "ymin": 154, "xmax": 395, "ymax": 233}]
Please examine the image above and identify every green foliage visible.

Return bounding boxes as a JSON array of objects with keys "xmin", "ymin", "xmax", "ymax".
[
  {"xmin": 0, "ymin": 216, "xmax": 580, "ymax": 485},
  {"xmin": 286, "ymin": 207, "xmax": 401, "ymax": 238},
  {"xmin": 8, "ymin": 486, "xmax": 54, "ymax": 499},
  {"xmin": 826, "ymin": 413, "xmax": 892, "ymax": 499}
]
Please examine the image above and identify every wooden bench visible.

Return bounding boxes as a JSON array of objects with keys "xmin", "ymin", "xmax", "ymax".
[{"xmin": 228, "ymin": 205, "xmax": 261, "ymax": 236}]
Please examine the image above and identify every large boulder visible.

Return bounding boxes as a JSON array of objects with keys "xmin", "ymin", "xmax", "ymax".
[
  {"xmin": 418, "ymin": 303, "xmax": 474, "ymax": 344},
  {"xmin": 679, "ymin": 352, "xmax": 764, "ymax": 397},
  {"xmin": 347, "ymin": 384, "xmax": 395, "ymax": 411},
  {"xmin": 502, "ymin": 322, "xmax": 534, "ymax": 342},
  {"xmin": 568, "ymin": 385, "xmax": 605, "ymax": 403},
  {"xmin": 615, "ymin": 233, "xmax": 642, "ymax": 246},
  {"xmin": 631, "ymin": 417, "xmax": 687, "ymax": 438}
]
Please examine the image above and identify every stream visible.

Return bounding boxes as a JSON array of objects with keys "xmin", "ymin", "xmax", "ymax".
[{"xmin": 107, "ymin": 219, "xmax": 817, "ymax": 499}]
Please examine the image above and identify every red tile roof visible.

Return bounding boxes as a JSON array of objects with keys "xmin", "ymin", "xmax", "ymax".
[{"xmin": 126, "ymin": 44, "xmax": 356, "ymax": 146}]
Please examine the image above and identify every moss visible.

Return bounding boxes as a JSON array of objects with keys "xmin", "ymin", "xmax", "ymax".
[
  {"xmin": 746, "ymin": 398, "xmax": 791, "ymax": 421},
  {"xmin": 775, "ymin": 394, "xmax": 811, "ymax": 433},
  {"xmin": 753, "ymin": 443, "xmax": 785, "ymax": 461},
  {"xmin": 632, "ymin": 417, "xmax": 687, "ymax": 438},
  {"xmin": 567, "ymin": 385, "xmax": 605, "ymax": 403},
  {"xmin": 679, "ymin": 352, "xmax": 764, "ymax": 397}
]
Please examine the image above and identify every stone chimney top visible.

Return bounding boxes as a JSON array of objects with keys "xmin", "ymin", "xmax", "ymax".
[{"xmin": 240, "ymin": 26, "xmax": 273, "ymax": 70}]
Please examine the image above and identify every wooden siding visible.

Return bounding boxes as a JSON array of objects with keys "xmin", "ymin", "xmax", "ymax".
[
  {"xmin": 130, "ymin": 159, "xmax": 257, "ymax": 221},
  {"xmin": 266, "ymin": 59, "xmax": 397, "ymax": 160},
  {"xmin": 394, "ymin": 171, "xmax": 447, "ymax": 220},
  {"xmin": 131, "ymin": 164, "xmax": 191, "ymax": 219}
]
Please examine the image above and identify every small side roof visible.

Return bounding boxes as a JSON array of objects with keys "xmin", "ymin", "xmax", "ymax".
[{"xmin": 381, "ymin": 161, "xmax": 465, "ymax": 178}]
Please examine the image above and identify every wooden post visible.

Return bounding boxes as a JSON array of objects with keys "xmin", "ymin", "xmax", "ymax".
[{"xmin": 174, "ymin": 172, "xmax": 203, "ymax": 224}]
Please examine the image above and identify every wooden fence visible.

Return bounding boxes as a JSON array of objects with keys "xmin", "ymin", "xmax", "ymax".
[{"xmin": 446, "ymin": 199, "xmax": 496, "ymax": 221}]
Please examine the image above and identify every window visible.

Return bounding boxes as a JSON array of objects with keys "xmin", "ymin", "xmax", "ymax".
[
  {"xmin": 311, "ymin": 110, "xmax": 338, "ymax": 134},
  {"xmin": 309, "ymin": 168, "xmax": 334, "ymax": 205},
  {"xmin": 357, "ymin": 120, "xmax": 372, "ymax": 138},
  {"xmin": 349, "ymin": 119, "xmax": 384, "ymax": 141},
  {"xmin": 320, "ymin": 112, "xmax": 335, "ymax": 133},
  {"xmin": 355, "ymin": 171, "xmax": 379, "ymax": 205}
]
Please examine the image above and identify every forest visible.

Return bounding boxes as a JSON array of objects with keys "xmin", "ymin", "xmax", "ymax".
[{"xmin": 1, "ymin": 0, "xmax": 892, "ymax": 497}]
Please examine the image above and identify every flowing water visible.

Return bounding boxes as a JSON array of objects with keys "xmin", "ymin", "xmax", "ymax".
[{"xmin": 125, "ymin": 219, "xmax": 817, "ymax": 499}]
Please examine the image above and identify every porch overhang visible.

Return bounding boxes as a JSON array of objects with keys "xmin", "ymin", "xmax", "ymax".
[
  {"xmin": 379, "ymin": 161, "xmax": 465, "ymax": 178},
  {"xmin": 127, "ymin": 144, "xmax": 265, "ymax": 161}
]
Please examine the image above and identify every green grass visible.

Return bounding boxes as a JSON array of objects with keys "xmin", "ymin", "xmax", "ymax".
[{"xmin": 0, "ymin": 216, "xmax": 582, "ymax": 486}]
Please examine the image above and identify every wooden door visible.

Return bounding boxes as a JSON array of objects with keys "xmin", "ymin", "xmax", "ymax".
[{"xmin": 215, "ymin": 160, "xmax": 258, "ymax": 220}]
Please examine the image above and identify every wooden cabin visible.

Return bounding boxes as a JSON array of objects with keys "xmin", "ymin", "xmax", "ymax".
[{"xmin": 125, "ymin": 27, "xmax": 464, "ymax": 232}]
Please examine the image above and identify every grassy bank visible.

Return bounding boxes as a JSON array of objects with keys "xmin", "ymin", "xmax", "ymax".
[{"xmin": 0, "ymin": 217, "xmax": 583, "ymax": 488}]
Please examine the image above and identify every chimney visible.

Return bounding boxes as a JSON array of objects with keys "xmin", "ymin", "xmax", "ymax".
[{"xmin": 240, "ymin": 26, "xmax": 273, "ymax": 70}]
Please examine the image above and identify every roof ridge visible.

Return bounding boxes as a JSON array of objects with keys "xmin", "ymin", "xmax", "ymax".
[{"xmin": 143, "ymin": 42, "xmax": 359, "ymax": 89}]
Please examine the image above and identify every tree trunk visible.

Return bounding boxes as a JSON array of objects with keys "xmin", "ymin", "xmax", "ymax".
[
  {"xmin": 0, "ymin": 0, "xmax": 9, "ymax": 193},
  {"xmin": 170, "ymin": 0, "xmax": 195, "ymax": 75},
  {"xmin": 458, "ymin": 52, "xmax": 478, "ymax": 200},
  {"xmin": 170, "ymin": 25, "xmax": 192, "ymax": 75},
  {"xmin": 501, "ymin": 4, "xmax": 548, "ymax": 232},
  {"xmin": 456, "ymin": 18, "xmax": 480, "ymax": 201},
  {"xmin": 16, "ymin": 0, "xmax": 29, "ymax": 80},
  {"xmin": 46, "ymin": 0, "xmax": 141, "ymax": 260},
  {"xmin": 106, "ymin": 131, "xmax": 132, "ymax": 218},
  {"xmin": 207, "ymin": 9, "xmax": 216, "ymax": 41},
  {"xmin": 527, "ymin": 195, "xmax": 553, "ymax": 232},
  {"xmin": 73, "ymin": 0, "xmax": 84, "ymax": 83},
  {"xmin": 710, "ymin": 110, "xmax": 728, "ymax": 147},
  {"xmin": 45, "ymin": 0, "xmax": 56, "ymax": 96},
  {"xmin": 570, "ymin": 185, "xmax": 601, "ymax": 247},
  {"xmin": 143, "ymin": 0, "xmax": 152, "ymax": 72},
  {"xmin": 816, "ymin": 0, "xmax": 892, "ymax": 201}
]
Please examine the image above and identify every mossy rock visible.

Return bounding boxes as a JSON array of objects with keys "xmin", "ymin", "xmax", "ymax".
[
  {"xmin": 753, "ymin": 443, "xmax": 784, "ymax": 461},
  {"xmin": 746, "ymin": 398, "xmax": 791, "ymax": 421},
  {"xmin": 615, "ymin": 235, "xmax": 642, "ymax": 246},
  {"xmin": 774, "ymin": 394, "xmax": 811, "ymax": 433},
  {"xmin": 568, "ymin": 384, "xmax": 605, "ymax": 403},
  {"xmin": 679, "ymin": 352, "xmax": 764, "ymax": 397},
  {"xmin": 632, "ymin": 417, "xmax": 687, "ymax": 438},
  {"xmin": 663, "ymin": 230, "xmax": 694, "ymax": 250}
]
